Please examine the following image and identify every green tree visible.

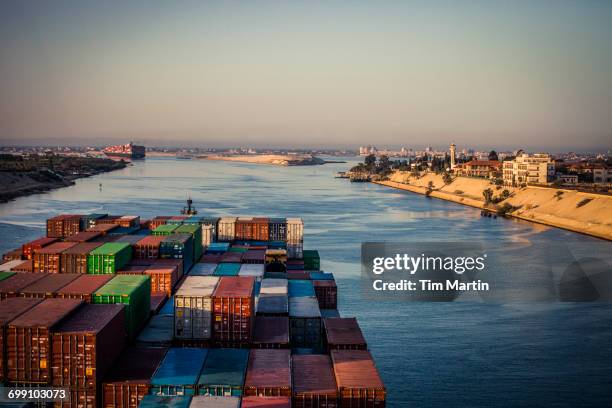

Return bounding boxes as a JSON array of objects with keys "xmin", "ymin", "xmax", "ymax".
[
  {"xmin": 488, "ymin": 150, "xmax": 499, "ymax": 161},
  {"xmin": 483, "ymin": 188, "xmax": 494, "ymax": 204}
]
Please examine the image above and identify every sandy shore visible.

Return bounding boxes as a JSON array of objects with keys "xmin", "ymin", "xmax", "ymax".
[
  {"xmin": 201, "ymin": 154, "xmax": 325, "ymax": 166},
  {"xmin": 375, "ymin": 172, "xmax": 612, "ymax": 241}
]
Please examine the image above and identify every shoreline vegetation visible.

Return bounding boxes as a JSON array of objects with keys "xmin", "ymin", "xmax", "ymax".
[
  {"xmin": 375, "ymin": 172, "xmax": 612, "ymax": 241},
  {"xmin": 0, "ymin": 154, "xmax": 127, "ymax": 203},
  {"xmin": 200, "ymin": 154, "xmax": 327, "ymax": 166}
]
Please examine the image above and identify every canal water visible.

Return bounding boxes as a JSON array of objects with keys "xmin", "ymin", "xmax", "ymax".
[{"xmin": 0, "ymin": 157, "xmax": 610, "ymax": 407}]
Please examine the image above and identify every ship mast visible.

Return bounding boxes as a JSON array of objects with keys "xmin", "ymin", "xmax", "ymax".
[{"xmin": 181, "ymin": 197, "xmax": 197, "ymax": 215}]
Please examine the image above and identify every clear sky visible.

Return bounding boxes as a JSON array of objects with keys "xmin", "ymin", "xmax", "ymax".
[{"xmin": 1, "ymin": 0, "xmax": 611, "ymax": 150}]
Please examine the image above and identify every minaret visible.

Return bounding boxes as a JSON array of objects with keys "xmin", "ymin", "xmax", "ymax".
[{"xmin": 450, "ymin": 143, "xmax": 456, "ymax": 169}]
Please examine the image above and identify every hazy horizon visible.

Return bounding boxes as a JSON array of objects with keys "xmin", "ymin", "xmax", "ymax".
[{"xmin": 1, "ymin": 1, "xmax": 611, "ymax": 150}]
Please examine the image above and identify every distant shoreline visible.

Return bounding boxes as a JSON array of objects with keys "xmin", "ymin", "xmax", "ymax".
[{"xmin": 200, "ymin": 154, "xmax": 326, "ymax": 166}]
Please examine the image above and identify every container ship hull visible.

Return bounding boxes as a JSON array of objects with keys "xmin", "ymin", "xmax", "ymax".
[{"xmin": 103, "ymin": 142, "xmax": 146, "ymax": 159}]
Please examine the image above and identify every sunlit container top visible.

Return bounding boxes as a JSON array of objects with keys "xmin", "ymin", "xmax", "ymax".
[
  {"xmin": 175, "ymin": 276, "xmax": 219, "ymax": 297},
  {"xmin": 152, "ymin": 224, "xmax": 179, "ymax": 234},
  {"xmin": 189, "ymin": 396, "xmax": 240, "ymax": 408},
  {"xmin": 288, "ymin": 280, "xmax": 315, "ymax": 298},
  {"xmin": 238, "ymin": 264, "xmax": 265, "ymax": 279},
  {"xmin": 189, "ymin": 263, "xmax": 216, "ymax": 276},
  {"xmin": 139, "ymin": 396, "xmax": 192, "ymax": 408},
  {"xmin": 90, "ymin": 242, "xmax": 131, "ymax": 256},
  {"xmin": 289, "ymin": 297, "xmax": 321, "ymax": 318},
  {"xmin": 213, "ymin": 276, "xmax": 255, "ymax": 298},
  {"xmin": 260, "ymin": 279, "xmax": 288, "ymax": 295},
  {"xmin": 0, "ymin": 260, "xmax": 23, "ymax": 272},
  {"xmin": 214, "ymin": 263, "xmax": 241, "ymax": 276}
]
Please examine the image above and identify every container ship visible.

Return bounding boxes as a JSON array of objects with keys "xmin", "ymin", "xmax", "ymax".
[
  {"xmin": 0, "ymin": 211, "xmax": 386, "ymax": 408},
  {"xmin": 103, "ymin": 142, "xmax": 146, "ymax": 159}
]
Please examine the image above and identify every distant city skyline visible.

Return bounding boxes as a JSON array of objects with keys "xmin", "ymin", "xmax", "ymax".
[{"xmin": 1, "ymin": 1, "xmax": 611, "ymax": 150}]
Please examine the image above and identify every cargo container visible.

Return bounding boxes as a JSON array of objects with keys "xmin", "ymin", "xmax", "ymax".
[
  {"xmin": 174, "ymin": 276, "xmax": 219, "ymax": 340},
  {"xmin": 117, "ymin": 215, "xmax": 140, "ymax": 228},
  {"xmin": 239, "ymin": 264, "xmax": 265, "ymax": 281},
  {"xmin": 6, "ymin": 298, "xmax": 83, "ymax": 383},
  {"xmin": 108, "ymin": 226, "xmax": 140, "ymax": 236},
  {"xmin": 9, "ymin": 260, "xmax": 33, "ymax": 273},
  {"xmin": 64, "ymin": 231, "xmax": 102, "ymax": 243},
  {"xmin": 253, "ymin": 316, "xmax": 289, "ymax": 349},
  {"xmin": 286, "ymin": 271, "xmax": 310, "ymax": 280},
  {"xmin": 287, "ymin": 244, "xmax": 304, "ymax": 260},
  {"xmin": 0, "ymin": 271, "xmax": 16, "ymax": 281},
  {"xmin": 288, "ymin": 280, "xmax": 315, "ymax": 298},
  {"xmin": 22, "ymin": 237, "xmax": 58, "ymax": 260},
  {"xmin": 206, "ymin": 243, "xmax": 230, "ymax": 254},
  {"xmin": 151, "ymin": 292, "xmax": 167, "ymax": 314},
  {"xmin": 150, "ymin": 347, "xmax": 208, "ymax": 396},
  {"xmin": 47, "ymin": 215, "xmax": 82, "ymax": 238},
  {"xmin": 214, "ymin": 263, "xmax": 241, "ymax": 276},
  {"xmin": 228, "ymin": 246, "xmax": 249, "ymax": 253},
  {"xmin": 201, "ymin": 225, "xmax": 215, "ymax": 248},
  {"xmin": 292, "ymin": 354, "xmax": 338, "ymax": 408},
  {"xmin": 51, "ymin": 304, "xmax": 126, "ymax": 388},
  {"xmin": 133, "ymin": 236, "xmax": 165, "ymax": 259},
  {"xmin": 330, "ymin": 350, "xmax": 385, "ymax": 408},
  {"xmin": 0, "ymin": 273, "xmax": 47, "ymax": 300},
  {"xmin": 310, "ymin": 272, "xmax": 333, "ymax": 281},
  {"xmin": 260, "ymin": 279, "xmax": 288, "ymax": 296},
  {"xmin": 289, "ymin": 297, "xmax": 321, "ymax": 349},
  {"xmin": 217, "ymin": 218, "xmax": 237, "ymax": 242},
  {"xmin": 286, "ymin": 218, "xmax": 303, "ymax": 244},
  {"xmin": 324, "ymin": 318, "xmax": 367, "ymax": 351},
  {"xmin": 2, "ymin": 248, "xmax": 23, "ymax": 262},
  {"xmin": 190, "ymin": 396, "xmax": 240, "ymax": 408},
  {"xmin": 244, "ymin": 349, "xmax": 291, "ymax": 397},
  {"xmin": 235, "ymin": 218, "xmax": 269, "ymax": 242},
  {"xmin": 93, "ymin": 275, "xmax": 151, "ymax": 339},
  {"xmin": 32, "ymin": 242, "xmax": 78, "ymax": 273},
  {"xmin": 140, "ymin": 395, "xmax": 192, "ymax": 408},
  {"xmin": 149, "ymin": 216, "xmax": 171, "ymax": 230},
  {"xmin": 152, "ymin": 224, "xmax": 179, "ymax": 236},
  {"xmin": 136, "ymin": 314, "xmax": 173, "ymax": 347},
  {"xmin": 92, "ymin": 234, "xmax": 121, "ymax": 243},
  {"xmin": 155, "ymin": 259, "xmax": 184, "ymax": 279},
  {"xmin": 20, "ymin": 273, "xmax": 80, "ymax": 299},
  {"xmin": 257, "ymin": 295, "xmax": 288, "ymax": 316},
  {"xmin": 303, "ymin": 250, "xmax": 320, "ymax": 270},
  {"xmin": 175, "ymin": 224, "xmax": 203, "ymax": 262},
  {"xmin": 159, "ymin": 295, "xmax": 174, "ymax": 315},
  {"xmin": 87, "ymin": 223, "xmax": 120, "ymax": 235},
  {"xmin": 286, "ymin": 260, "xmax": 305, "ymax": 271},
  {"xmin": 241, "ymin": 396, "xmax": 292, "ymax": 408},
  {"xmin": 189, "ymin": 263, "xmax": 216, "ymax": 276},
  {"xmin": 242, "ymin": 250, "xmax": 265, "ymax": 264},
  {"xmin": 0, "ymin": 298, "xmax": 43, "ymax": 382},
  {"xmin": 212, "ymin": 277, "xmax": 255, "ymax": 344},
  {"xmin": 102, "ymin": 347, "xmax": 168, "ymax": 408},
  {"xmin": 160, "ymin": 234, "xmax": 194, "ymax": 272},
  {"xmin": 115, "ymin": 235, "xmax": 143, "ymax": 245},
  {"xmin": 197, "ymin": 348, "xmax": 249, "ymax": 397},
  {"xmin": 58, "ymin": 387, "xmax": 97, "ymax": 408},
  {"xmin": 81, "ymin": 213, "xmax": 107, "ymax": 230},
  {"xmin": 265, "ymin": 250, "xmax": 287, "ymax": 266},
  {"xmin": 320, "ymin": 309, "xmax": 340, "ymax": 318},
  {"xmin": 0, "ymin": 260, "xmax": 23, "ymax": 272},
  {"xmin": 59, "ymin": 242, "xmax": 103, "ymax": 274},
  {"xmin": 219, "ymin": 252, "xmax": 242, "ymax": 263},
  {"xmin": 268, "ymin": 218, "xmax": 287, "ymax": 242},
  {"xmin": 313, "ymin": 280, "xmax": 337, "ymax": 310},
  {"xmin": 144, "ymin": 263, "xmax": 179, "ymax": 297},
  {"xmin": 88, "ymin": 242, "xmax": 132, "ymax": 274}
]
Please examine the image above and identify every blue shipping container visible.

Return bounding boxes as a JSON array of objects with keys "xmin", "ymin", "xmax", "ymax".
[
  {"xmin": 197, "ymin": 348, "xmax": 249, "ymax": 396},
  {"xmin": 309, "ymin": 272, "xmax": 334, "ymax": 281},
  {"xmin": 214, "ymin": 263, "xmax": 241, "ymax": 276},
  {"xmin": 151, "ymin": 348, "xmax": 208, "ymax": 396},
  {"xmin": 288, "ymin": 280, "xmax": 315, "ymax": 297},
  {"xmin": 159, "ymin": 295, "xmax": 174, "ymax": 315},
  {"xmin": 107, "ymin": 226, "xmax": 139, "ymax": 235},
  {"xmin": 139, "ymin": 396, "xmax": 192, "ymax": 408},
  {"xmin": 206, "ymin": 242, "xmax": 229, "ymax": 254}
]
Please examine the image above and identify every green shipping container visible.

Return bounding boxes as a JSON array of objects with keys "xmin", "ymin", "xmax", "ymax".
[
  {"xmin": 214, "ymin": 263, "xmax": 241, "ymax": 276},
  {"xmin": 197, "ymin": 348, "xmax": 249, "ymax": 396},
  {"xmin": 0, "ymin": 271, "xmax": 16, "ymax": 281},
  {"xmin": 228, "ymin": 247, "xmax": 248, "ymax": 253},
  {"xmin": 175, "ymin": 224, "xmax": 203, "ymax": 262},
  {"xmin": 152, "ymin": 224, "xmax": 179, "ymax": 236},
  {"xmin": 87, "ymin": 242, "xmax": 132, "ymax": 274},
  {"xmin": 93, "ymin": 274, "xmax": 151, "ymax": 339},
  {"xmin": 303, "ymin": 250, "xmax": 320, "ymax": 271}
]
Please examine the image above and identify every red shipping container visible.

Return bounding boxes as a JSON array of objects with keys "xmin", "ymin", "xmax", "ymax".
[
  {"xmin": 47, "ymin": 215, "xmax": 82, "ymax": 238},
  {"xmin": 117, "ymin": 216, "xmax": 140, "ymax": 228},
  {"xmin": 324, "ymin": 318, "xmax": 367, "ymax": 351},
  {"xmin": 313, "ymin": 280, "xmax": 338, "ymax": 310},
  {"xmin": 153, "ymin": 259, "xmax": 184, "ymax": 279},
  {"xmin": 56, "ymin": 275, "xmax": 114, "ymax": 303},
  {"xmin": 220, "ymin": 251, "xmax": 243, "ymax": 263},
  {"xmin": 242, "ymin": 397, "xmax": 292, "ymax": 408},
  {"xmin": 64, "ymin": 231, "xmax": 102, "ymax": 243},
  {"xmin": 133, "ymin": 236, "xmax": 165, "ymax": 259},
  {"xmin": 96, "ymin": 216, "xmax": 121, "ymax": 225},
  {"xmin": 212, "ymin": 277, "xmax": 255, "ymax": 344},
  {"xmin": 242, "ymin": 250, "xmax": 266, "ymax": 265},
  {"xmin": 92, "ymin": 235, "xmax": 120, "ymax": 243},
  {"xmin": 102, "ymin": 346, "xmax": 168, "ymax": 408},
  {"xmin": 60, "ymin": 242, "xmax": 103, "ymax": 274},
  {"xmin": 6, "ymin": 298, "xmax": 83, "ymax": 383},
  {"xmin": 20, "ymin": 274, "xmax": 80, "ymax": 299},
  {"xmin": 33, "ymin": 242, "xmax": 78, "ymax": 273},
  {"xmin": 0, "ymin": 298, "xmax": 43, "ymax": 382},
  {"xmin": 236, "ymin": 218, "xmax": 269, "ymax": 241},
  {"xmin": 244, "ymin": 349, "xmax": 291, "ymax": 397},
  {"xmin": 22, "ymin": 237, "xmax": 58, "ymax": 260},
  {"xmin": 0, "ymin": 273, "xmax": 47, "ymax": 300},
  {"xmin": 287, "ymin": 271, "xmax": 310, "ymax": 280},
  {"xmin": 330, "ymin": 350, "xmax": 385, "ymax": 408},
  {"xmin": 10, "ymin": 260, "xmax": 33, "ymax": 273},
  {"xmin": 55, "ymin": 387, "xmax": 97, "ymax": 408},
  {"xmin": 2, "ymin": 248, "xmax": 23, "ymax": 262},
  {"xmin": 51, "ymin": 303, "xmax": 126, "ymax": 388},
  {"xmin": 292, "ymin": 355, "xmax": 338, "ymax": 408},
  {"xmin": 144, "ymin": 264, "xmax": 178, "ymax": 297},
  {"xmin": 200, "ymin": 254, "xmax": 223, "ymax": 263},
  {"xmin": 148, "ymin": 216, "xmax": 171, "ymax": 230},
  {"xmin": 86, "ymin": 224, "xmax": 119, "ymax": 235},
  {"xmin": 252, "ymin": 316, "xmax": 289, "ymax": 349}
]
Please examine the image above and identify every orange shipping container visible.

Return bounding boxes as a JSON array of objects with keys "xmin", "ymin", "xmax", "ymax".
[
  {"xmin": 143, "ymin": 264, "xmax": 178, "ymax": 297},
  {"xmin": 134, "ymin": 236, "xmax": 165, "ymax": 259},
  {"xmin": 22, "ymin": 237, "xmax": 58, "ymax": 260},
  {"xmin": 212, "ymin": 276, "xmax": 255, "ymax": 344},
  {"xmin": 331, "ymin": 350, "xmax": 385, "ymax": 408},
  {"xmin": 33, "ymin": 242, "xmax": 78, "ymax": 273}
]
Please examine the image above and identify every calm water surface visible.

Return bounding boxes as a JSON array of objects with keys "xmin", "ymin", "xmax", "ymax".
[{"xmin": 1, "ymin": 157, "xmax": 611, "ymax": 407}]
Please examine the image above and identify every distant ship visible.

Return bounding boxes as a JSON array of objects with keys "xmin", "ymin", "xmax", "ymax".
[{"xmin": 103, "ymin": 142, "xmax": 146, "ymax": 159}]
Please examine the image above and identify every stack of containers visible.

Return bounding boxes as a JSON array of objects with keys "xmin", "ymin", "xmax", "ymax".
[
  {"xmin": 268, "ymin": 218, "xmax": 287, "ymax": 242},
  {"xmin": 324, "ymin": 318, "xmax": 368, "ymax": 351},
  {"xmin": 134, "ymin": 236, "xmax": 166, "ymax": 259},
  {"xmin": 149, "ymin": 216, "xmax": 171, "ymax": 230},
  {"xmin": 217, "ymin": 217, "xmax": 237, "ymax": 242},
  {"xmin": 81, "ymin": 213, "xmax": 107, "ymax": 230},
  {"xmin": 150, "ymin": 347, "xmax": 208, "ymax": 396},
  {"xmin": 238, "ymin": 264, "xmax": 265, "ymax": 281},
  {"xmin": 313, "ymin": 280, "xmax": 338, "ymax": 310},
  {"xmin": 2, "ymin": 248, "xmax": 23, "ymax": 262},
  {"xmin": 20, "ymin": 274, "xmax": 80, "ymax": 298},
  {"xmin": 0, "ymin": 273, "xmax": 47, "ymax": 299},
  {"xmin": 252, "ymin": 316, "xmax": 290, "ymax": 349},
  {"xmin": 212, "ymin": 276, "xmax": 256, "ymax": 346},
  {"xmin": 286, "ymin": 218, "xmax": 304, "ymax": 259},
  {"xmin": 220, "ymin": 251, "xmax": 243, "ymax": 263},
  {"xmin": 87, "ymin": 223, "xmax": 119, "ymax": 235},
  {"xmin": 47, "ymin": 214, "xmax": 82, "ymax": 238},
  {"xmin": 292, "ymin": 354, "xmax": 338, "ymax": 408},
  {"xmin": 196, "ymin": 348, "xmax": 249, "ymax": 397},
  {"xmin": 22, "ymin": 237, "xmax": 58, "ymax": 260},
  {"xmin": 88, "ymin": 242, "xmax": 132, "ymax": 274},
  {"xmin": 244, "ymin": 349, "xmax": 291, "ymax": 397},
  {"xmin": 144, "ymin": 262, "xmax": 179, "ymax": 297},
  {"xmin": 103, "ymin": 347, "xmax": 169, "ymax": 408},
  {"xmin": 199, "ymin": 217, "xmax": 219, "ymax": 247},
  {"xmin": 152, "ymin": 224, "xmax": 179, "ymax": 236},
  {"xmin": 214, "ymin": 263, "xmax": 241, "ymax": 276},
  {"xmin": 331, "ymin": 350, "xmax": 386, "ymax": 407},
  {"xmin": 242, "ymin": 250, "xmax": 265, "ymax": 265},
  {"xmin": 175, "ymin": 224, "xmax": 203, "ymax": 264},
  {"xmin": 64, "ymin": 231, "xmax": 102, "ymax": 242},
  {"xmin": 32, "ymin": 242, "xmax": 77, "ymax": 273},
  {"xmin": 189, "ymin": 263, "xmax": 216, "ymax": 276},
  {"xmin": 174, "ymin": 276, "xmax": 219, "ymax": 343},
  {"xmin": 160, "ymin": 233, "xmax": 194, "ymax": 273},
  {"xmin": 93, "ymin": 275, "xmax": 151, "ymax": 339},
  {"xmin": 206, "ymin": 242, "xmax": 230, "ymax": 255},
  {"xmin": 242, "ymin": 397, "xmax": 292, "ymax": 408},
  {"xmin": 289, "ymin": 296, "xmax": 322, "ymax": 350},
  {"xmin": 302, "ymin": 250, "xmax": 321, "ymax": 271},
  {"xmin": 56, "ymin": 275, "xmax": 114, "ymax": 303},
  {"xmin": 117, "ymin": 215, "xmax": 140, "ymax": 228},
  {"xmin": 257, "ymin": 279, "xmax": 289, "ymax": 316}
]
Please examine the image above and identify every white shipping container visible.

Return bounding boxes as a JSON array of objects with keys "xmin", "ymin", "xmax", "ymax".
[
  {"xmin": 289, "ymin": 296, "xmax": 321, "ymax": 318},
  {"xmin": 287, "ymin": 243, "xmax": 303, "ymax": 260},
  {"xmin": 260, "ymin": 278, "xmax": 288, "ymax": 295},
  {"xmin": 202, "ymin": 225, "xmax": 214, "ymax": 248},
  {"xmin": 0, "ymin": 259, "xmax": 23, "ymax": 272},
  {"xmin": 190, "ymin": 263, "xmax": 217, "ymax": 276},
  {"xmin": 190, "ymin": 396, "xmax": 241, "ymax": 408},
  {"xmin": 174, "ymin": 276, "xmax": 220, "ymax": 339},
  {"xmin": 286, "ymin": 217, "xmax": 304, "ymax": 244},
  {"xmin": 217, "ymin": 217, "xmax": 237, "ymax": 242},
  {"xmin": 238, "ymin": 264, "xmax": 265, "ymax": 281}
]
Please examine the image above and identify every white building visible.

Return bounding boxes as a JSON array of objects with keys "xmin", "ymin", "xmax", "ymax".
[
  {"xmin": 593, "ymin": 166, "xmax": 611, "ymax": 185},
  {"xmin": 503, "ymin": 153, "xmax": 555, "ymax": 186}
]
